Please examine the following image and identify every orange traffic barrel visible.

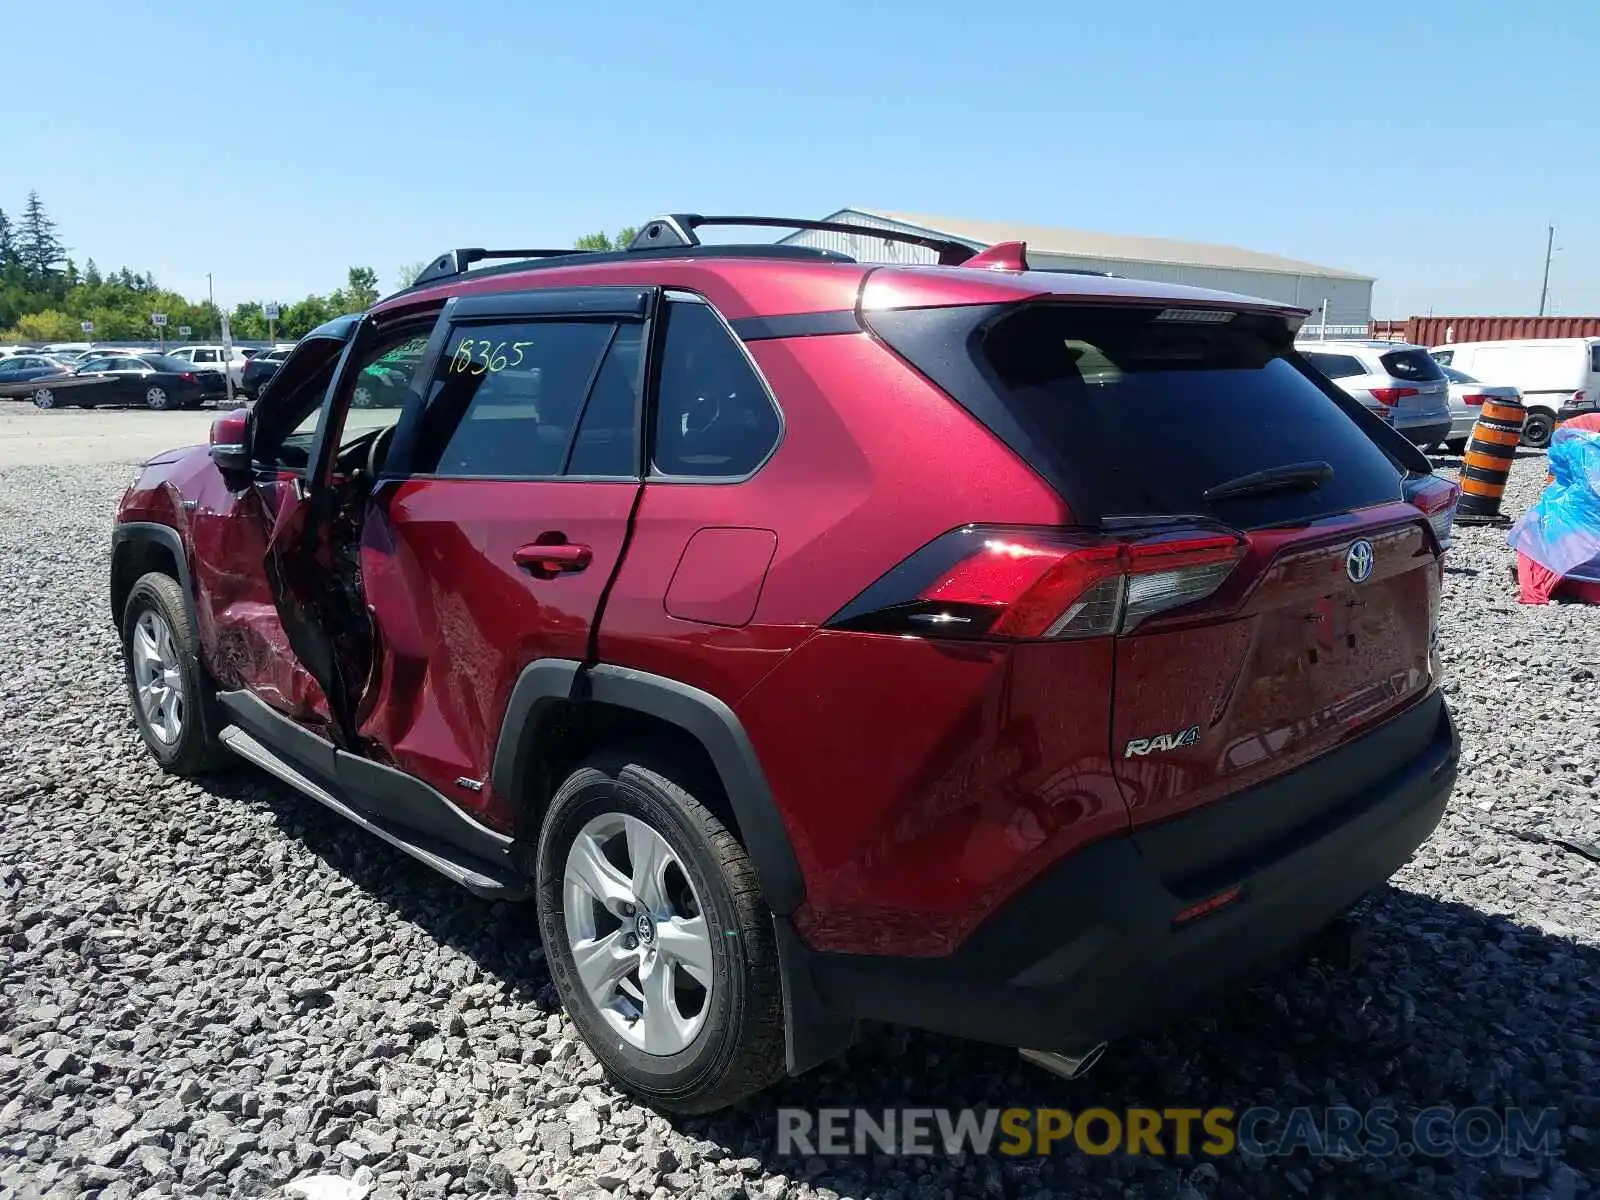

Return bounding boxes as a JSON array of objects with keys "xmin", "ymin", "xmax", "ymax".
[{"xmin": 1456, "ymin": 396, "xmax": 1526, "ymax": 525}]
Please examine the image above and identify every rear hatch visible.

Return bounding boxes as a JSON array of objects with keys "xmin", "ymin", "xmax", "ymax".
[
  {"xmin": 1377, "ymin": 347, "xmax": 1450, "ymax": 423},
  {"xmin": 863, "ymin": 298, "xmax": 1444, "ymax": 831}
]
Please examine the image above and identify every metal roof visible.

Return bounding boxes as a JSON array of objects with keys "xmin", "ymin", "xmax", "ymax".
[{"xmin": 814, "ymin": 208, "xmax": 1373, "ymax": 282}]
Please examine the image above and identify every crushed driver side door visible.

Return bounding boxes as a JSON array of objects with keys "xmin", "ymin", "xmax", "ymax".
[{"xmin": 190, "ymin": 318, "xmax": 360, "ymax": 734}]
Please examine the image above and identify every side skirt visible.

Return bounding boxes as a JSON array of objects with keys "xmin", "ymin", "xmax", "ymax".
[{"xmin": 216, "ymin": 690, "xmax": 529, "ymax": 900}]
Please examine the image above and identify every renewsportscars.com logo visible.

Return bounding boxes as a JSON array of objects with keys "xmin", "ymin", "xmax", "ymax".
[{"xmin": 777, "ymin": 1105, "xmax": 1562, "ymax": 1160}]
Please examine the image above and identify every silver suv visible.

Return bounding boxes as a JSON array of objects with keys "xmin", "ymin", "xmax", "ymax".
[{"xmin": 1298, "ymin": 340, "xmax": 1451, "ymax": 448}]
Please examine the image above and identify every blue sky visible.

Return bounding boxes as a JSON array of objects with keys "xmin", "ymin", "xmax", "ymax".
[{"xmin": 5, "ymin": 0, "xmax": 1594, "ymax": 318}]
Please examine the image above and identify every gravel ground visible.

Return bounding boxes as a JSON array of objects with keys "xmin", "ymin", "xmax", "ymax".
[{"xmin": 1, "ymin": 447, "xmax": 1596, "ymax": 1200}]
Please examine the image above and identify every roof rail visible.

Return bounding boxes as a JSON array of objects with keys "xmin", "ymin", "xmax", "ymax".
[
  {"xmin": 628, "ymin": 214, "xmax": 979, "ymax": 266},
  {"xmin": 412, "ymin": 246, "xmax": 581, "ymax": 289}
]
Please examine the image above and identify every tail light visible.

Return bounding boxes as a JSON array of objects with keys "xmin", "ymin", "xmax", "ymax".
[
  {"xmin": 1462, "ymin": 393, "xmax": 1487, "ymax": 406},
  {"xmin": 1404, "ymin": 474, "xmax": 1459, "ymax": 551},
  {"xmin": 180, "ymin": 371, "xmax": 198, "ymax": 383},
  {"xmin": 1370, "ymin": 386, "xmax": 1419, "ymax": 406},
  {"xmin": 824, "ymin": 524, "xmax": 1246, "ymax": 641}
]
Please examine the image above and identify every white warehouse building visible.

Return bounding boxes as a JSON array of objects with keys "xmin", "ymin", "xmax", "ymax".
[{"xmin": 780, "ymin": 208, "xmax": 1374, "ymax": 331}]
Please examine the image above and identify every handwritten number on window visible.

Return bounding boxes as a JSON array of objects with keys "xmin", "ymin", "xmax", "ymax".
[{"xmin": 449, "ymin": 334, "xmax": 536, "ymax": 376}]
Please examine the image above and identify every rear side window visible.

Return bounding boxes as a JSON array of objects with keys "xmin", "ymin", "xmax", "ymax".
[
  {"xmin": 652, "ymin": 300, "xmax": 781, "ymax": 478},
  {"xmin": 1379, "ymin": 349, "xmax": 1445, "ymax": 382},
  {"xmin": 866, "ymin": 303, "xmax": 1406, "ymax": 529},
  {"xmin": 1590, "ymin": 344, "xmax": 1600, "ymax": 373},
  {"xmin": 415, "ymin": 321, "xmax": 636, "ymax": 479},
  {"xmin": 1431, "ymin": 350, "xmax": 1453, "ymax": 366},
  {"xmin": 1303, "ymin": 352, "xmax": 1366, "ymax": 379}
]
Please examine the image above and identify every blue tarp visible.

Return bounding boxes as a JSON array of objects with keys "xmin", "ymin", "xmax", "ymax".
[{"xmin": 1507, "ymin": 427, "xmax": 1600, "ymax": 583}]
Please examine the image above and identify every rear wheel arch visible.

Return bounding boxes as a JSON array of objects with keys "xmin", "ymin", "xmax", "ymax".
[{"xmin": 492, "ymin": 660, "xmax": 805, "ymax": 917}]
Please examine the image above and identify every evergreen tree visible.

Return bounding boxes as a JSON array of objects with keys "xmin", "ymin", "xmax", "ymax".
[
  {"xmin": 18, "ymin": 191, "xmax": 64, "ymax": 279},
  {"xmin": 0, "ymin": 208, "xmax": 13, "ymax": 271}
]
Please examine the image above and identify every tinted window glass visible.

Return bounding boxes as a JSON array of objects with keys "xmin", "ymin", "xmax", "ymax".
[
  {"xmin": 867, "ymin": 303, "xmax": 1405, "ymax": 529},
  {"xmin": 252, "ymin": 339, "xmax": 346, "ymax": 471},
  {"xmin": 1590, "ymin": 344, "xmax": 1600, "ymax": 373},
  {"xmin": 1303, "ymin": 352, "xmax": 1366, "ymax": 379},
  {"xmin": 1380, "ymin": 349, "xmax": 1444, "ymax": 381},
  {"xmin": 567, "ymin": 324, "xmax": 643, "ymax": 477},
  {"xmin": 1430, "ymin": 350, "xmax": 1453, "ymax": 365},
  {"xmin": 418, "ymin": 321, "xmax": 615, "ymax": 478},
  {"xmin": 194, "ymin": 349, "xmax": 218, "ymax": 362},
  {"xmin": 652, "ymin": 301, "xmax": 780, "ymax": 478}
]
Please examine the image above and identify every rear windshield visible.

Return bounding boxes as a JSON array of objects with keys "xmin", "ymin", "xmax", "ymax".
[
  {"xmin": 1379, "ymin": 349, "xmax": 1444, "ymax": 382},
  {"xmin": 866, "ymin": 303, "xmax": 1406, "ymax": 528}
]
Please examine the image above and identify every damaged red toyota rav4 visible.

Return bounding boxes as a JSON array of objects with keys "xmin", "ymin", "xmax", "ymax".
[{"xmin": 111, "ymin": 215, "xmax": 1462, "ymax": 1113}]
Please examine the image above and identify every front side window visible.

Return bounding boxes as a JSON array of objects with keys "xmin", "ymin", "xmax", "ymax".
[
  {"xmin": 194, "ymin": 349, "xmax": 218, "ymax": 363},
  {"xmin": 414, "ymin": 320, "xmax": 625, "ymax": 478},
  {"xmin": 651, "ymin": 300, "xmax": 780, "ymax": 478},
  {"xmin": 1590, "ymin": 343, "xmax": 1600, "ymax": 373},
  {"xmin": 251, "ymin": 339, "xmax": 348, "ymax": 471}
]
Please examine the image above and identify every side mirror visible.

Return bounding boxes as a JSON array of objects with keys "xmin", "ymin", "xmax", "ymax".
[{"xmin": 209, "ymin": 407, "xmax": 253, "ymax": 476}]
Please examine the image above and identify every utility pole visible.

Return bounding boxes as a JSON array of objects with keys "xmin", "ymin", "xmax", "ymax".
[
  {"xmin": 1538, "ymin": 225, "xmax": 1555, "ymax": 317},
  {"xmin": 207, "ymin": 273, "xmax": 216, "ymax": 338}
]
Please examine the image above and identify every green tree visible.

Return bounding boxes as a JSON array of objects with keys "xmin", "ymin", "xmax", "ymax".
[
  {"xmin": 18, "ymin": 192, "xmax": 64, "ymax": 280},
  {"xmin": 0, "ymin": 209, "xmax": 13, "ymax": 272},
  {"xmin": 397, "ymin": 261, "xmax": 426, "ymax": 290},
  {"xmin": 574, "ymin": 228, "xmax": 639, "ymax": 252},
  {"xmin": 230, "ymin": 301, "xmax": 269, "ymax": 341},
  {"xmin": 339, "ymin": 266, "xmax": 379, "ymax": 312}
]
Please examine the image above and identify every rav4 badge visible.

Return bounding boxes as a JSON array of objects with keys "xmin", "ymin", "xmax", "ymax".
[{"xmin": 1124, "ymin": 726, "xmax": 1201, "ymax": 758}]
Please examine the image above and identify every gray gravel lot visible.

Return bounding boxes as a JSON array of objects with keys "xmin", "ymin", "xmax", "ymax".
[{"xmin": 0, "ymin": 408, "xmax": 1596, "ymax": 1199}]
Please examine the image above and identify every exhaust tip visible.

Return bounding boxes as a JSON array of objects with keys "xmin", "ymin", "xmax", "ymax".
[{"xmin": 1019, "ymin": 1043, "xmax": 1106, "ymax": 1081}]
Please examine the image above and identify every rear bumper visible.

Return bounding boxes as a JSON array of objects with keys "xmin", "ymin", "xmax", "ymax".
[
  {"xmin": 799, "ymin": 693, "xmax": 1458, "ymax": 1053},
  {"xmin": 1397, "ymin": 418, "xmax": 1452, "ymax": 446},
  {"xmin": 1558, "ymin": 400, "xmax": 1596, "ymax": 423}
]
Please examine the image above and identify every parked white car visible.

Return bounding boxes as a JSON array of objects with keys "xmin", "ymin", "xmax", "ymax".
[
  {"xmin": 164, "ymin": 344, "xmax": 249, "ymax": 387},
  {"xmin": 1429, "ymin": 338, "xmax": 1600, "ymax": 448}
]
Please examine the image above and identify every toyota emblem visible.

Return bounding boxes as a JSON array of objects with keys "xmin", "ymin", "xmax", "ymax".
[{"xmin": 1346, "ymin": 539, "xmax": 1375, "ymax": 584}]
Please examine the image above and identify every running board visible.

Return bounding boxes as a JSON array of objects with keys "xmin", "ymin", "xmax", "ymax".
[{"xmin": 218, "ymin": 725, "xmax": 531, "ymax": 900}]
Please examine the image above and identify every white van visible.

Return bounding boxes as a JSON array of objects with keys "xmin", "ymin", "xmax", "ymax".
[{"xmin": 1429, "ymin": 338, "xmax": 1600, "ymax": 448}]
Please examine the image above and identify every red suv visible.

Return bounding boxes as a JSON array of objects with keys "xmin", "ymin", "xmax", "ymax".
[{"xmin": 112, "ymin": 215, "xmax": 1461, "ymax": 1113}]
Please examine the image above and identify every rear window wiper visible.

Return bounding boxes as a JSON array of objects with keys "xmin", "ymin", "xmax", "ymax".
[{"xmin": 1203, "ymin": 460, "xmax": 1333, "ymax": 502}]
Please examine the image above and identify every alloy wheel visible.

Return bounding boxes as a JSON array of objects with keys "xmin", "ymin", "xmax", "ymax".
[
  {"xmin": 146, "ymin": 386, "xmax": 170, "ymax": 410},
  {"xmin": 131, "ymin": 609, "xmax": 184, "ymax": 744},
  {"xmin": 562, "ymin": 812, "xmax": 713, "ymax": 1055}
]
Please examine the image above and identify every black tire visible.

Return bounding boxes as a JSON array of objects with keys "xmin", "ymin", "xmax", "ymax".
[
  {"xmin": 536, "ymin": 749, "xmax": 786, "ymax": 1114},
  {"xmin": 120, "ymin": 572, "xmax": 231, "ymax": 777},
  {"xmin": 1522, "ymin": 410, "xmax": 1555, "ymax": 450},
  {"xmin": 1444, "ymin": 438, "xmax": 1467, "ymax": 455}
]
